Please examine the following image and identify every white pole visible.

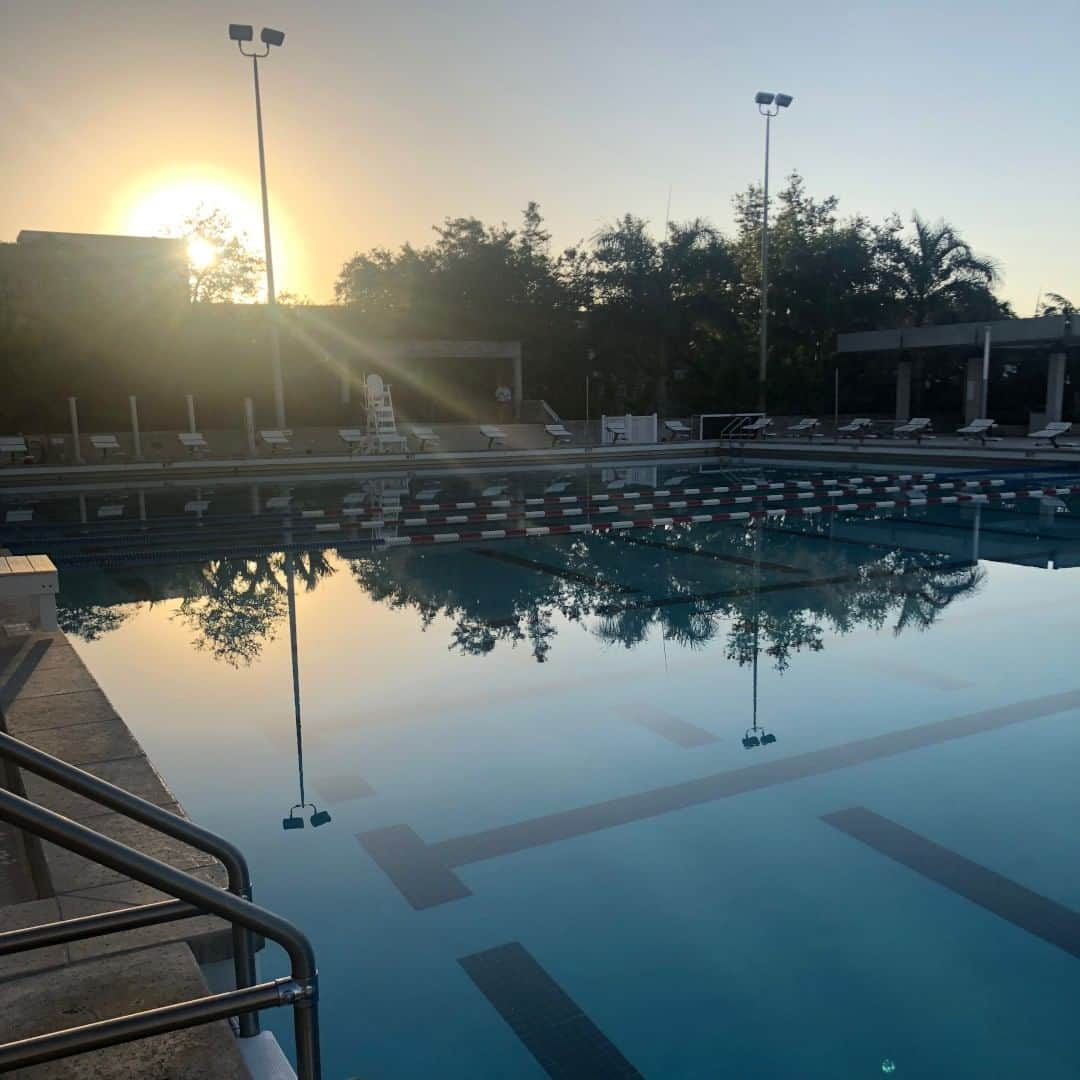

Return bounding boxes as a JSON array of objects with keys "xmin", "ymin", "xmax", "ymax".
[
  {"xmin": 834, "ymin": 367, "xmax": 840, "ymax": 434},
  {"xmin": 186, "ymin": 394, "xmax": 197, "ymax": 434},
  {"xmin": 128, "ymin": 395, "xmax": 142, "ymax": 460},
  {"xmin": 244, "ymin": 397, "xmax": 257, "ymax": 457},
  {"xmin": 68, "ymin": 396, "xmax": 83, "ymax": 464},
  {"xmin": 980, "ymin": 326, "xmax": 991, "ymax": 419}
]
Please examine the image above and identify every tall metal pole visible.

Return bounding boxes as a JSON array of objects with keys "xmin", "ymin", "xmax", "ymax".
[
  {"xmin": 758, "ymin": 111, "xmax": 771, "ymax": 415},
  {"xmin": 252, "ymin": 54, "xmax": 286, "ymax": 429}
]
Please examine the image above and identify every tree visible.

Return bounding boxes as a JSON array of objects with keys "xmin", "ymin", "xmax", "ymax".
[
  {"xmin": 874, "ymin": 213, "xmax": 1005, "ymax": 326},
  {"xmin": 1037, "ymin": 292, "xmax": 1075, "ymax": 316},
  {"xmin": 173, "ymin": 206, "xmax": 264, "ymax": 304}
]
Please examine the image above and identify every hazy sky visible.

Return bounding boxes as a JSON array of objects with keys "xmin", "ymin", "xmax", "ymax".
[{"xmin": 3, "ymin": 1, "xmax": 1076, "ymax": 311}]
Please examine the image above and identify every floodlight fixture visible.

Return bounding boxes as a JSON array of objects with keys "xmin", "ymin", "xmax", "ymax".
[
  {"xmin": 228, "ymin": 24, "xmax": 253, "ymax": 42},
  {"xmin": 774, "ymin": 93, "xmax": 793, "ymax": 108},
  {"xmin": 261, "ymin": 27, "xmax": 285, "ymax": 47},
  {"xmin": 309, "ymin": 808, "xmax": 332, "ymax": 828},
  {"xmin": 282, "ymin": 813, "xmax": 305, "ymax": 830},
  {"xmin": 754, "ymin": 91, "xmax": 774, "ymax": 105}
]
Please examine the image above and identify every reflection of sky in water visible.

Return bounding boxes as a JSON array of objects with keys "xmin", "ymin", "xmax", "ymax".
[{"xmin": 10, "ymin": 466, "xmax": 1080, "ymax": 1078}]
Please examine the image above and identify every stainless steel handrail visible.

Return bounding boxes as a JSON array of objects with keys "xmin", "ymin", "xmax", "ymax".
[{"xmin": 0, "ymin": 728, "xmax": 260, "ymax": 1038}]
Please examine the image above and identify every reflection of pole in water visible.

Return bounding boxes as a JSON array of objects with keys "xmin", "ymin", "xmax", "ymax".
[
  {"xmin": 743, "ymin": 521, "xmax": 776, "ymax": 749},
  {"xmin": 972, "ymin": 503, "xmax": 981, "ymax": 563},
  {"xmin": 282, "ymin": 551, "xmax": 331, "ymax": 830}
]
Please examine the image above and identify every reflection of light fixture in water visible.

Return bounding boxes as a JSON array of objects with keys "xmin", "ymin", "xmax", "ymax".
[
  {"xmin": 742, "ymin": 521, "xmax": 778, "ymax": 751},
  {"xmin": 279, "ymin": 550, "xmax": 333, "ymax": 831}
]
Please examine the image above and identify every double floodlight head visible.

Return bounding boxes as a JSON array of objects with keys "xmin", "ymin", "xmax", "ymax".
[
  {"xmin": 755, "ymin": 90, "xmax": 793, "ymax": 110},
  {"xmin": 229, "ymin": 24, "xmax": 285, "ymax": 52}
]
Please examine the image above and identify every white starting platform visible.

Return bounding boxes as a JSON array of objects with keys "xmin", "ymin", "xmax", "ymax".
[{"xmin": 0, "ymin": 554, "xmax": 58, "ymax": 635}]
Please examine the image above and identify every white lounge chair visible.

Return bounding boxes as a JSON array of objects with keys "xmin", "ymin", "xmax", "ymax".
[
  {"xmin": 545, "ymin": 424, "xmax": 573, "ymax": 446},
  {"xmin": 738, "ymin": 417, "xmax": 773, "ymax": 439},
  {"xmin": 956, "ymin": 418, "xmax": 997, "ymax": 444},
  {"xmin": 786, "ymin": 418, "xmax": 821, "ymax": 439},
  {"xmin": 409, "ymin": 426, "xmax": 441, "ymax": 452},
  {"xmin": 177, "ymin": 432, "xmax": 210, "ymax": 455},
  {"xmin": 96, "ymin": 504, "xmax": 124, "ymax": 518},
  {"xmin": 893, "ymin": 417, "xmax": 933, "ymax": 440},
  {"xmin": 0, "ymin": 436, "xmax": 28, "ymax": 464},
  {"xmin": 338, "ymin": 428, "xmax": 368, "ymax": 455},
  {"xmin": 260, "ymin": 430, "xmax": 292, "ymax": 454},
  {"xmin": 604, "ymin": 419, "xmax": 627, "ymax": 443},
  {"xmin": 480, "ymin": 425, "xmax": 506, "ymax": 449},
  {"xmin": 90, "ymin": 434, "xmax": 123, "ymax": 459},
  {"xmin": 836, "ymin": 417, "xmax": 874, "ymax": 439},
  {"xmin": 5, "ymin": 509, "xmax": 32, "ymax": 523},
  {"xmin": 1028, "ymin": 421, "xmax": 1072, "ymax": 447},
  {"xmin": 663, "ymin": 419, "xmax": 692, "ymax": 441}
]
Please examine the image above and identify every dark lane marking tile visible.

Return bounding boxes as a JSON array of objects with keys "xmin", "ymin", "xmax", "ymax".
[
  {"xmin": 358, "ymin": 825, "xmax": 471, "ymax": 909},
  {"xmin": 430, "ymin": 688, "xmax": 1080, "ymax": 870},
  {"xmin": 313, "ymin": 773, "xmax": 376, "ymax": 803},
  {"xmin": 459, "ymin": 942, "xmax": 644, "ymax": 1079},
  {"xmin": 616, "ymin": 531, "xmax": 808, "ymax": 574},
  {"xmin": 0, "ymin": 638, "xmax": 53, "ymax": 709},
  {"xmin": 822, "ymin": 807, "xmax": 1080, "ymax": 959},
  {"xmin": 470, "ymin": 548, "xmax": 639, "ymax": 594},
  {"xmin": 618, "ymin": 703, "xmax": 719, "ymax": 748}
]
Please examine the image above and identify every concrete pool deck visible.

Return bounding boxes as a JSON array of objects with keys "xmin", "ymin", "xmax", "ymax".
[
  {"xmin": 3, "ymin": 424, "xmax": 1080, "ymax": 492},
  {"xmin": 0, "ymin": 630, "xmax": 251, "ymax": 1078}
]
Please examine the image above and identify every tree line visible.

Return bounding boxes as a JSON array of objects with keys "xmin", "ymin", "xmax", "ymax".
[{"xmin": 331, "ymin": 174, "xmax": 1019, "ymax": 416}]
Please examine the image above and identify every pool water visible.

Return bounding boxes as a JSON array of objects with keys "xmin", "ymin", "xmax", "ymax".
[{"xmin": 3, "ymin": 458, "xmax": 1080, "ymax": 1078}]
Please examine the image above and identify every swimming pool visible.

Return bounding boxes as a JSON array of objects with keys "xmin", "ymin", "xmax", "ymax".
[{"xmin": 4, "ymin": 457, "xmax": 1080, "ymax": 1078}]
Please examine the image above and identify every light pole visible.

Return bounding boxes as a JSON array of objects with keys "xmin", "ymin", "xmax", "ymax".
[
  {"xmin": 229, "ymin": 23, "xmax": 287, "ymax": 428},
  {"xmin": 754, "ymin": 90, "xmax": 793, "ymax": 415}
]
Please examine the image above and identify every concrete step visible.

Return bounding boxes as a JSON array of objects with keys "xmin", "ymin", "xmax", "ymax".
[{"xmin": 0, "ymin": 941, "xmax": 251, "ymax": 1079}]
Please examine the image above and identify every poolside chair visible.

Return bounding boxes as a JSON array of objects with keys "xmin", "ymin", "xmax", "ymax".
[
  {"xmin": 480, "ymin": 425, "xmax": 506, "ymax": 449},
  {"xmin": 96, "ymin": 504, "xmax": 124, "ymax": 518},
  {"xmin": 0, "ymin": 436, "xmax": 28, "ymax": 464},
  {"xmin": 4, "ymin": 509, "xmax": 32, "ymax": 523},
  {"xmin": 1028, "ymin": 421, "xmax": 1071, "ymax": 447},
  {"xmin": 738, "ymin": 417, "xmax": 773, "ymax": 439},
  {"xmin": 177, "ymin": 432, "xmax": 210, "ymax": 455},
  {"xmin": 956, "ymin": 418, "xmax": 997, "ymax": 444},
  {"xmin": 545, "ymin": 423, "xmax": 573, "ymax": 446},
  {"xmin": 260, "ymin": 430, "xmax": 292, "ymax": 454},
  {"xmin": 785, "ymin": 418, "xmax": 821, "ymax": 439},
  {"xmin": 836, "ymin": 417, "xmax": 874, "ymax": 439},
  {"xmin": 409, "ymin": 425, "xmax": 441, "ymax": 452},
  {"xmin": 89, "ymin": 434, "xmax": 123, "ymax": 459},
  {"xmin": 892, "ymin": 417, "xmax": 933, "ymax": 441},
  {"xmin": 663, "ymin": 419, "xmax": 692, "ymax": 441},
  {"xmin": 338, "ymin": 428, "xmax": 368, "ymax": 455}
]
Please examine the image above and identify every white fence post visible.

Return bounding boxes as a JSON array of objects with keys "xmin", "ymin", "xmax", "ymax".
[
  {"xmin": 244, "ymin": 398, "xmax": 257, "ymax": 457},
  {"xmin": 186, "ymin": 394, "xmax": 197, "ymax": 434},
  {"xmin": 68, "ymin": 396, "xmax": 83, "ymax": 464},
  {"xmin": 129, "ymin": 395, "xmax": 143, "ymax": 460}
]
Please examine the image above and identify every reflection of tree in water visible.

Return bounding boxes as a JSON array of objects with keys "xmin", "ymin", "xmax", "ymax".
[
  {"xmin": 58, "ymin": 603, "xmax": 132, "ymax": 642},
  {"xmin": 348, "ymin": 519, "xmax": 986, "ymax": 668},
  {"xmin": 175, "ymin": 551, "xmax": 335, "ymax": 667}
]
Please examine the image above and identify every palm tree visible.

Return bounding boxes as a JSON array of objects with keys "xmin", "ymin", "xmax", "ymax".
[
  {"xmin": 1037, "ymin": 292, "xmax": 1076, "ymax": 317},
  {"xmin": 877, "ymin": 214, "xmax": 1001, "ymax": 326}
]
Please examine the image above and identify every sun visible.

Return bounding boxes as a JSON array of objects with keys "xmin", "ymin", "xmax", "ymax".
[
  {"xmin": 122, "ymin": 175, "xmax": 290, "ymax": 288},
  {"xmin": 186, "ymin": 235, "xmax": 218, "ymax": 271}
]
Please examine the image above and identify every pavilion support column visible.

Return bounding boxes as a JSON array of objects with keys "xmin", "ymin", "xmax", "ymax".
[
  {"xmin": 1045, "ymin": 352, "xmax": 1066, "ymax": 422},
  {"xmin": 511, "ymin": 344, "xmax": 523, "ymax": 421},
  {"xmin": 963, "ymin": 356, "xmax": 985, "ymax": 424},
  {"xmin": 895, "ymin": 360, "xmax": 912, "ymax": 422}
]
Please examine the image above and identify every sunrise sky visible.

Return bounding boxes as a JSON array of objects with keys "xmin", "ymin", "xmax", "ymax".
[{"xmin": 3, "ymin": 1, "xmax": 1077, "ymax": 311}]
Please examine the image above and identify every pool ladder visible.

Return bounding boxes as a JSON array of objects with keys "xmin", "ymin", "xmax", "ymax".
[{"xmin": 0, "ymin": 728, "xmax": 321, "ymax": 1078}]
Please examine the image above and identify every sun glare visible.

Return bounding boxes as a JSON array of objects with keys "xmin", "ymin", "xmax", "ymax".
[{"xmin": 186, "ymin": 235, "xmax": 218, "ymax": 271}]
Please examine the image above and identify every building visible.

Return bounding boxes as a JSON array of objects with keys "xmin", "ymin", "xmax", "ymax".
[{"xmin": 0, "ymin": 230, "xmax": 189, "ymax": 329}]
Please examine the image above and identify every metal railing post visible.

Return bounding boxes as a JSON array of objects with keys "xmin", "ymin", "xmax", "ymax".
[
  {"xmin": 0, "ymin": 787, "xmax": 320, "ymax": 1079},
  {"xmin": 0, "ymin": 731, "xmax": 259, "ymax": 1038}
]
